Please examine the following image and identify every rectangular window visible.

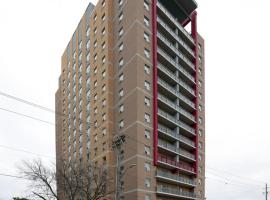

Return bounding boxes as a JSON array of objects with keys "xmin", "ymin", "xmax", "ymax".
[
  {"xmin": 102, "ymin": 0, "xmax": 106, "ymax": 7},
  {"xmin": 102, "ymin": 27, "xmax": 106, "ymax": 35},
  {"xmin": 144, "ymin": 32, "xmax": 150, "ymax": 43},
  {"xmin": 144, "ymin": 146, "xmax": 150, "ymax": 155},
  {"xmin": 119, "ymin": 58, "xmax": 124, "ymax": 68},
  {"xmin": 86, "ymin": 40, "xmax": 90, "ymax": 49},
  {"xmin": 102, "ymin": 56, "xmax": 106, "ymax": 64},
  {"xmin": 144, "ymin": 178, "xmax": 151, "ymax": 188},
  {"xmin": 144, "ymin": 64, "xmax": 150, "ymax": 74},
  {"xmin": 144, "ymin": 48, "xmax": 150, "ymax": 59},
  {"xmin": 101, "ymin": 13, "xmax": 105, "ymax": 21},
  {"xmin": 144, "ymin": 162, "xmax": 150, "ymax": 172},
  {"xmin": 119, "ymin": 73, "xmax": 124, "ymax": 82},
  {"xmin": 144, "ymin": 0, "xmax": 150, "ymax": 11},
  {"xmin": 144, "ymin": 81, "xmax": 150, "ymax": 91},
  {"xmin": 144, "ymin": 97, "xmax": 150, "ymax": 106},
  {"xmin": 119, "ymin": 120, "xmax": 124, "ymax": 129},
  {"xmin": 119, "ymin": 89, "xmax": 124, "ymax": 97},
  {"xmin": 86, "ymin": 27, "xmax": 90, "ymax": 37},
  {"xmin": 144, "ymin": 129, "xmax": 150, "ymax": 139},
  {"xmin": 119, "ymin": 27, "xmax": 124, "ymax": 37},
  {"xmin": 119, "ymin": 12, "xmax": 123, "ymax": 21},
  {"xmin": 102, "ymin": 42, "xmax": 106, "ymax": 49},
  {"xmin": 119, "ymin": 104, "xmax": 124, "ymax": 113},
  {"xmin": 144, "ymin": 113, "xmax": 150, "ymax": 123},
  {"xmin": 119, "ymin": 0, "xmax": 123, "ymax": 6},
  {"xmin": 119, "ymin": 42, "xmax": 124, "ymax": 51},
  {"xmin": 144, "ymin": 16, "xmax": 149, "ymax": 27}
]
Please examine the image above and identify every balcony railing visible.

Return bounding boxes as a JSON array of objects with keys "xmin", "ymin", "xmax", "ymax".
[
  {"xmin": 156, "ymin": 1, "xmax": 195, "ymax": 44},
  {"xmin": 157, "ymin": 185, "xmax": 196, "ymax": 199},
  {"xmin": 158, "ymin": 139, "xmax": 195, "ymax": 160},
  {"xmin": 157, "ymin": 32, "xmax": 195, "ymax": 71},
  {"xmin": 158, "ymin": 93, "xmax": 195, "ymax": 122},
  {"xmin": 156, "ymin": 170, "xmax": 196, "ymax": 186},
  {"xmin": 158, "ymin": 154, "xmax": 195, "ymax": 174},
  {"xmin": 157, "ymin": 47, "xmax": 195, "ymax": 83},
  {"xmin": 156, "ymin": 16, "xmax": 195, "ymax": 58},
  {"xmin": 157, "ymin": 78, "xmax": 195, "ymax": 109},
  {"xmin": 158, "ymin": 63, "xmax": 195, "ymax": 96},
  {"xmin": 158, "ymin": 124, "xmax": 195, "ymax": 148},
  {"xmin": 158, "ymin": 109, "xmax": 195, "ymax": 135}
]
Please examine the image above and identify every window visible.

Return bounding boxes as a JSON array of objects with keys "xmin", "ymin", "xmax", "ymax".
[
  {"xmin": 119, "ymin": 89, "xmax": 124, "ymax": 97},
  {"xmin": 94, "ymin": 54, "xmax": 97, "ymax": 61},
  {"xmin": 144, "ymin": 16, "xmax": 149, "ymax": 27},
  {"xmin": 86, "ymin": 27, "xmax": 90, "ymax": 37},
  {"xmin": 199, "ymin": 68, "xmax": 202, "ymax": 75},
  {"xmin": 94, "ymin": 67, "xmax": 97, "ymax": 74},
  {"xmin": 119, "ymin": 27, "xmax": 124, "ymax": 37},
  {"xmin": 144, "ymin": 0, "xmax": 149, "ymax": 11},
  {"xmin": 199, "ymin": 154, "xmax": 202, "ymax": 161},
  {"xmin": 102, "ymin": 70, "xmax": 106, "ymax": 78},
  {"xmin": 199, "ymin": 117, "xmax": 202, "ymax": 124},
  {"xmin": 102, "ymin": 113, "xmax": 106, "ymax": 121},
  {"xmin": 144, "ymin": 81, "xmax": 150, "ymax": 91},
  {"xmin": 86, "ymin": 65, "xmax": 90, "ymax": 74},
  {"xmin": 144, "ymin": 162, "xmax": 150, "ymax": 172},
  {"xmin": 102, "ymin": 99, "xmax": 106, "ymax": 107},
  {"xmin": 94, "ymin": 94, "xmax": 98, "ymax": 101},
  {"xmin": 102, "ymin": 0, "xmax": 106, "ymax": 7},
  {"xmin": 94, "ymin": 14, "xmax": 97, "ymax": 21},
  {"xmin": 102, "ymin": 56, "xmax": 106, "ymax": 64},
  {"xmin": 79, "ymin": 40, "xmax": 82, "ymax": 50},
  {"xmin": 102, "ymin": 128, "xmax": 107, "ymax": 136},
  {"xmin": 144, "ymin": 97, "xmax": 150, "ymax": 106},
  {"xmin": 144, "ymin": 113, "xmax": 150, "ymax": 123},
  {"xmin": 119, "ymin": 42, "xmax": 124, "ymax": 52},
  {"xmin": 119, "ymin": 58, "xmax": 124, "ymax": 68},
  {"xmin": 144, "ymin": 32, "xmax": 150, "ymax": 43},
  {"xmin": 119, "ymin": 73, "xmax": 124, "ymax": 82},
  {"xmin": 199, "ymin": 80, "xmax": 202, "ymax": 87},
  {"xmin": 94, "ymin": 40, "xmax": 97, "ymax": 48},
  {"xmin": 144, "ymin": 146, "xmax": 150, "ymax": 155},
  {"xmin": 101, "ymin": 13, "xmax": 105, "ymax": 21},
  {"xmin": 94, "ymin": 27, "xmax": 97, "ymax": 35},
  {"xmin": 102, "ymin": 84, "xmax": 106, "ymax": 92},
  {"xmin": 95, "ymin": 121, "xmax": 98, "ymax": 128},
  {"xmin": 94, "ymin": 107, "xmax": 98, "ymax": 115},
  {"xmin": 119, "ymin": 120, "xmax": 124, "ymax": 129},
  {"xmin": 144, "ymin": 129, "xmax": 150, "ymax": 139},
  {"xmin": 118, "ymin": 12, "xmax": 123, "ymax": 21},
  {"xmin": 199, "ymin": 105, "xmax": 202, "ymax": 111},
  {"xmin": 119, "ymin": 0, "xmax": 123, "ymax": 6},
  {"xmin": 73, "ymin": 51, "xmax": 76, "ymax": 60},
  {"xmin": 119, "ymin": 104, "xmax": 124, "ymax": 113},
  {"xmin": 144, "ymin": 64, "xmax": 150, "ymax": 74},
  {"xmin": 145, "ymin": 194, "xmax": 151, "ymax": 200},
  {"xmin": 199, "ymin": 142, "xmax": 202, "ymax": 149},
  {"xmin": 199, "ymin": 129, "xmax": 203, "ymax": 137},
  {"xmin": 102, "ymin": 142, "xmax": 106, "ymax": 151},
  {"xmin": 94, "ymin": 80, "xmax": 98, "ymax": 88},
  {"xmin": 144, "ymin": 48, "xmax": 150, "ymax": 59},
  {"xmin": 102, "ymin": 27, "xmax": 106, "ymax": 35},
  {"xmin": 102, "ymin": 42, "xmax": 106, "ymax": 49},
  {"xmin": 144, "ymin": 178, "xmax": 151, "ymax": 188},
  {"xmin": 199, "ymin": 93, "xmax": 202, "ymax": 100}
]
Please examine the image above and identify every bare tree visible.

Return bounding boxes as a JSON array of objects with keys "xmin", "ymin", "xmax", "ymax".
[{"xmin": 18, "ymin": 159, "xmax": 114, "ymax": 200}]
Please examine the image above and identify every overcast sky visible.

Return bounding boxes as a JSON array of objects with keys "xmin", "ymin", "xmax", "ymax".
[{"xmin": 0, "ymin": 0, "xmax": 270, "ymax": 199}]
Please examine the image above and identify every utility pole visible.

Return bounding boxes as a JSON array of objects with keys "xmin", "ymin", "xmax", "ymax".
[
  {"xmin": 112, "ymin": 135, "xmax": 126, "ymax": 200},
  {"xmin": 265, "ymin": 183, "xmax": 268, "ymax": 200}
]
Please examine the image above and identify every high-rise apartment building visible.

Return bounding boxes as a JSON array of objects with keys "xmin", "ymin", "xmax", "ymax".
[{"xmin": 55, "ymin": 0, "xmax": 205, "ymax": 199}]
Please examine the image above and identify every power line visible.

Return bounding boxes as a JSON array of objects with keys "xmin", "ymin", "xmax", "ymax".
[
  {"xmin": 0, "ymin": 144, "xmax": 55, "ymax": 159},
  {"xmin": 0, "ymin": 91, "xmax": 267, "ymax": 189}
]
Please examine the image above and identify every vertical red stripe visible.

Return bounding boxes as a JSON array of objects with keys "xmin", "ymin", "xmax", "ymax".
[
  {"xmin": 191, "ymin": 11, "xmax": 199, "ymax": 176},
  {"xmin": 152, "ymin": 0, "xmax": 158, "ymax": 166}
]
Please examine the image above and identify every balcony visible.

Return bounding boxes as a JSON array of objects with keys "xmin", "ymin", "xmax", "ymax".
[
  {"xmin": 158, "ymin": 139, "xmax": 195, "ymax": 162},
  {"xmin": 158, "ymin": 93, "xmax": 195, "ymax": 123},
  {"xmin": 156, "ymin": 16, "xmax": 195, "ymax": 59},
  {"xmin": 157, "ymin": 154, "xmax": 195, "ymax": 174},
  {"xmin": 157, "ymin": 32, "xmax": 195, "ymax": 72},
  {"xmin": 158, "ymin": 124, "xmax": 195, "ymax": 149},
  {"xmin": 156, "ymin": 1, "xmax": 195, "ymax": 46},
  {"xmin": 156, "ymin": 170, "xmax": 196, "ymax": 187},
  {"xmin": 157, "ymin": 47, "xmax": 195, "ymax": 84},
  {"xmin": 158, "ymin": 109, "xmax": 195, "ymax": 136},
  {"xmin": 158, "ymin": 62, "xmax": 195, "ymax": 97},
  {"xmin": 157, "ymin": 78, "xmax": 195, "ymax": 110},
  {"xmin": 157, "ymin": 185, "xmax": 196, "ymax": 200}
]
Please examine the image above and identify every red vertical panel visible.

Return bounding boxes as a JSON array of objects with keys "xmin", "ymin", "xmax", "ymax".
[
  {"xmin": 191, "ymin": 11, "xmax": 199, "ymax": 176},
  {"xmin": 152, "ymin": 0, "xmax": 158, "ymax": 166}
]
